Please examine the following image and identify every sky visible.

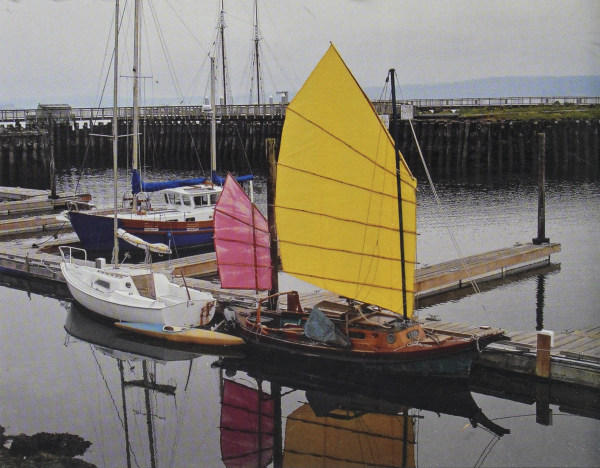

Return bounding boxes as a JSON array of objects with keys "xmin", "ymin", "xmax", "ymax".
[{"xmin": 0, "ymin": 0, "xmax": 599, "ymax": 109}]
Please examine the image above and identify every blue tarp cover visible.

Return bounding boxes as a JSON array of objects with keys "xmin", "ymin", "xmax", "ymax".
[
  {"xmin": 131, "ymin": 169, "xmax": 206, "ymax": 194},
  {"xmin": 304, "ymin": 306, "xmax": 352, "ymax": 349},
  {"xmin": 131, "ymin": 169, "xmax": 254, "ymax": 194}
]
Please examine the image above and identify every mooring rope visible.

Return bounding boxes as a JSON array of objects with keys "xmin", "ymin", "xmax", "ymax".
[{"xmin": 406, "ymin": 114, "xmax": 487, "ymax": 312}]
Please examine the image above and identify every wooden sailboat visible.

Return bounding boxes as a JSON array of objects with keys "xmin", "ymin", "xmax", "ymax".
[
  {"xmin": 60, "ymin": 0, "xmax": 215, "ymax": 329},
  {"xmin": 215, "ymin": 44, "xmax": 506, "ymax": 377}
]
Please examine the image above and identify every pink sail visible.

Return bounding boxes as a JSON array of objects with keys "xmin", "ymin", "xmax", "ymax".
[
  {"xmin": 214, "ymin": 174, "xmax": 272, "ymax": 290},
  {"xmin": 220, "ymin": 379, "xmax": 274, "ymax": 468}
]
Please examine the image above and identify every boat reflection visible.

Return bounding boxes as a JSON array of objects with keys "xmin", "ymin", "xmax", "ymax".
[
  {"xmin": 215, "ymin": 354, "xmax": 509, "ymax": 468},
  {"xmin": 63, "ymin": 302, "xmax": 239, "ymax": 468}
]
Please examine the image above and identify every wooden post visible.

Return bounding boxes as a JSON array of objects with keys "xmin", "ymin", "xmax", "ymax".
[
  {"xmin": 535, "ymin": 331, "xmax": 552, "ymax": 379},
  {"xmin": 533, "ymin": 133, "xmax": 549, "ymax": 244},
  {"xmin": 266, "ymin": 138, "xmax": 279, "ymax": 309},
  {"xmin": 48, "ymin": 120, "xmax": 58, "ymax": 199},
  {"xmin": 535, "ymin": 382, "xmax": 553, "ymax": 426}
]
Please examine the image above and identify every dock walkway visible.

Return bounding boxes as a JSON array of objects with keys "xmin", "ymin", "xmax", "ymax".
[{"xmin": 1, "ymin": 235, "xmax": 597, "ymax": 388}]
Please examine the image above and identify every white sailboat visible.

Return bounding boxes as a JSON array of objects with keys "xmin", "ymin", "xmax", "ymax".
[{"xmin": 60, "ymin": 0, "xmax": 215, "ymax": 328}]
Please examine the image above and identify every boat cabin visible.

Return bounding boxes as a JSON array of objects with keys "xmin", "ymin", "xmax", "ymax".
[{"xmin": 161, "ymin": 184, "xmax": 223, "ymax": 212}]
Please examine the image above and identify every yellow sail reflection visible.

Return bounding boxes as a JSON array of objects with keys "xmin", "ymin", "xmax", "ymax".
[
  {"xmin": 283, "ymin": 404, "xmax": 415, "ymax": 468},
  {"xmin": 275, "ymin": 43, "xmax": 417, "ymax": 316}
]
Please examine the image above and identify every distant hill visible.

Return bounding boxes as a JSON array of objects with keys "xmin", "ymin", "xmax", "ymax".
[
  {"xmin": 2, "ymin": 75, "xmax": 599, "ymax": 110},
  {"xmin": 365, "ymin": 75, "xmax": 600, "ymax": 101}
]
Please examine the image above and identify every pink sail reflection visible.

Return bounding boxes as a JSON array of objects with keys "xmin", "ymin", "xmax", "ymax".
[{"xmin": 214, "ymin": 174, "xmax": 272, "ymax": 291}]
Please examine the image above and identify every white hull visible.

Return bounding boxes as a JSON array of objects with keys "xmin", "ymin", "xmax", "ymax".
[{"xmin": 60, "ymin": 261, "xmax": 214, "ymax": 328}]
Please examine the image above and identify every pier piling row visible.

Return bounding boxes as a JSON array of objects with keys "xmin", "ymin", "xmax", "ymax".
[{"xmin": 1, "ymin": 116, "xmax": 598, "ymax": 190}]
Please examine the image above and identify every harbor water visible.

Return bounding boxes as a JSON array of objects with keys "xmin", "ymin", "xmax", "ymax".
[{"xmin": 0, "ymin": 166, "xmax": 598, "ymax": 467}]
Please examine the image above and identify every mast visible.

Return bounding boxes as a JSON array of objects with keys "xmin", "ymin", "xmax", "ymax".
[
  {"xmin": 210, "ymin": 56, "xmax": 217, "ymax": 175},
  {"xmin": 253, "ymin": 0, "xmax": 261, "ymax": 106},
  {"xmin": 131, "ymin": 0, "xmax": 141, "ymax": 214},
  {"xmin": 112, "ymin": 0, "xmax": 120, "ymax": 267},
  {"xmin": 132, "ymin": 0, "xmax": 140, "ymax": 173},
  {"xmin": 389, "ymin": 69, "xmax": 408, "ymax": 320},
  {"xmin": 219, "ymin": 0, "xmax": 227, "ymax": 107}
]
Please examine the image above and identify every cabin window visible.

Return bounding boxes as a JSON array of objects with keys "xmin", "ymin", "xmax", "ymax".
[
  {"xmin": 94, "ymin": 279, "xmax": 111, "ymax": 290},
  {"xmin": 173, "ymin": 195, "xmax": 181, "ymax": 205},
  {"xmin": 194, "ymin": 195, "xmax": 208, "ymax": 206},
  {"xmin": 182, "ymin": 195, "xmax": 191, "ymax": 206},
  {"xmin": 210, "ymin": 193, "xmax": 220, "ymax": 205},
  {"xmin": 348, "ymin": 331, "xmax": 365, "ymax": 340},
  {"xmin": 163, "ymin": 194, "xmax": 169, "ymax": 204},
  {"xmin": 185, "ymin": 217, "xmax": 195, "ymax": 222}
]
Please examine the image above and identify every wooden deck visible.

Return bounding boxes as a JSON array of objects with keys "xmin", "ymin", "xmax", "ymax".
[
  {"xmin": 473, "ymin": 326, "xmax": 600, "ymax": 388},
  {"xmin": 0, "ymin": 186, "xmax": 91, "ymax": 217},
  {"xmin": 415, "ymin": 242, "xmax": 561, "ymax": 295}
]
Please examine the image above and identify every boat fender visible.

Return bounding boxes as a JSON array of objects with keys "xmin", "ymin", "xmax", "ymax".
[{"xmin": 223, "ymin": 307, "xmax": 236, "ymax": 323}]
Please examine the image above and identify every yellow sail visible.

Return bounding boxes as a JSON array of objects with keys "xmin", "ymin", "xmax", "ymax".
[
  {"xmin": 275, "ymin": 44, "xmax": 417, "ymax": 316},
  {"xmin": 283, "ymin": 404, "xmax": 415, "ymax": 468}
]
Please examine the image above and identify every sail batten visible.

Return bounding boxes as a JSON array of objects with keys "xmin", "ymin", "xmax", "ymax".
[
  {"xmin": 277, "ymin": 163, "xmax": 417, "ymax": 205},
  {"xmin": 275, "ymin": 44, "xmax": 417, "ymax": 316}
]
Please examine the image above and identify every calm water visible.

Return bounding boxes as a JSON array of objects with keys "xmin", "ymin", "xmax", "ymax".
[{"xmin": 0, "ymin": 168, "xmax": 598, "ymax": 467}]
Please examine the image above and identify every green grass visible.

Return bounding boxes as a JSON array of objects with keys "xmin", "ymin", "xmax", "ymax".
[{"xmin": 422, "ymin": 104, "xmax": 600, "ymax": 121}]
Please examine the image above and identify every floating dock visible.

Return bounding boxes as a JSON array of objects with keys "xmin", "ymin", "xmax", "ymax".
[
  {"xmin": 0, "ymin": 186, "xmax": 91, "ymax": 217},
  {"xmin": 0, "ymin": 229, "xmax": 598, "ymax": 389}
]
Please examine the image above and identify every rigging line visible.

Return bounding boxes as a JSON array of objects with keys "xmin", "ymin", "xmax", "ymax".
[
  {"xmin": 259, "ymin": 0, "xmax": 302, "ymax": 88},
  {"xmin": 75, "ymin": 2, "xmax": 128, "ymax": 196},
  {"xmin": 408, "ymin": 117, "xmax": 484, "ymax": 299},
  {"xmin": 182, "ymin": 54, "xmax": 211, "ymax": 104},
  {"xmin": 232, "ymin": 121, "xmax": 255, "ymax": 174},
  {"xmin": 260, "ymin": 33, "xmax": 300, "ymax": 91},
  {"xmin": 66, "ymin": 341, "xmax": 107, "ymax": 467},
  {"xmin": 163, "ymin": 0, "xmax": 209, "ymax": 54},
  {"xmin": 474, "ymin": 434, "xmax": 501, "ymax": 468},
  {"xmin": 147, "ymin": 0, "xmax": 184, "ymax": 102},
  {"xmin": 89, "ymin": 347, "xmax": 128, "ymax": 431},
  {"xmin": 354, "ymin": 111, "xmax": 393, "ymax": 301}
]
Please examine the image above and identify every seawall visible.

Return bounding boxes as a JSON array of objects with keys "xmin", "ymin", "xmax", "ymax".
[{"xmin": 0, "ymin": 115, "xmax": 598, "ymax": 189}]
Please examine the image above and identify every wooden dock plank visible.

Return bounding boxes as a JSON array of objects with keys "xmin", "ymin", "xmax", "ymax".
[
  {"xmin": 414, "ymin": 243, "xmax": 560, "ymax": 293},
  {"xmin": 558, "ymin": 338, "xmax": 598, "ymax": 354},
  {"xmin": 507, "ymin": 331, "xmax": 537, "ymax": 342},
  {"xmin": 553, "ymin": 334, "xmax": 585, "ymax": 348}
]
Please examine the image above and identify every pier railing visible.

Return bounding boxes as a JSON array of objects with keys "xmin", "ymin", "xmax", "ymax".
[
  {"xmin": 0, "ymin": 103, "xmax": 286, "ymax": 124},
  {"xmin": 1, "ymin": 96, "xmax": 598, "ymax": 123}
]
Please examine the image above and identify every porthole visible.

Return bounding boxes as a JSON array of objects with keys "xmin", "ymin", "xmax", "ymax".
[{"xmin": 386, "ymin": 333, "xmax": 396, "ymax": 344}]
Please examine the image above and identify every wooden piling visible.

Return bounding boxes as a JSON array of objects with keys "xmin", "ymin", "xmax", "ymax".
[
  {"xmin": 536, "ymin": 331, "xmax": 552, "ymax": 379},
  {"xmin": 533, "ymin": 133, "xmax": 549, "ymax": 245},
  {"xmin": 266, "ymin": 138, "xmax": 279, "ymax": 304}
]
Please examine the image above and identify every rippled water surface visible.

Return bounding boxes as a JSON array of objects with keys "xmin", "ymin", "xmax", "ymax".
[{"xmin": 0, "ymin": 167, "xmax": 598, "ymax": 467}]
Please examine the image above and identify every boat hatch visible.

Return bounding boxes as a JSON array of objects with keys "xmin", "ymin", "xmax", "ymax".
[{"xmin": 94, "ymin": 279, "xmax": 112, "ymax": 290}]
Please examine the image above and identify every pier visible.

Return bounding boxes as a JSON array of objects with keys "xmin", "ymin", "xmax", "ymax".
[{"xmin": 1, "ymin": 101, "xmax": 598, "ymax": 190}]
